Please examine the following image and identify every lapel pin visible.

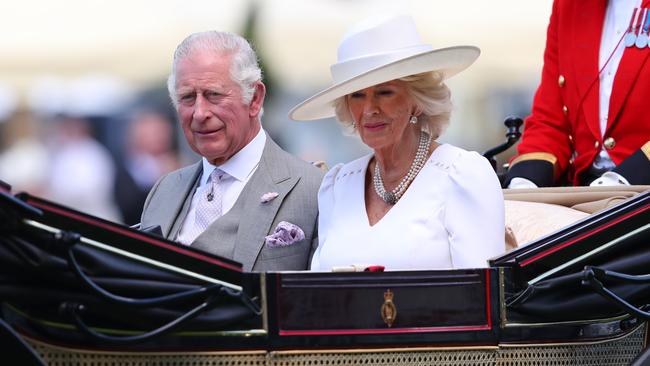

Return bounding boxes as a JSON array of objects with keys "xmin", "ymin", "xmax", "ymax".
[{"xmin": 260, "ymin": 191, "xmax": 279, "ymax": 203}]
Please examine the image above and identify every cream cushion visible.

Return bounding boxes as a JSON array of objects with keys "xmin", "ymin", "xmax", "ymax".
[
  {"xmin": 503, "ymin": 186, "xmax": 650, "ymax": 250},
  {"xmin": 504, "ymin": 200, "xmax": 588, "ymax": 249}
]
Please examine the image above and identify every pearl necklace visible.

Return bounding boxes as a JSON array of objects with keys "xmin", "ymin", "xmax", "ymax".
[{"xmin": 373, "ymin": 130, "xmax": 431, "ymax": 205}]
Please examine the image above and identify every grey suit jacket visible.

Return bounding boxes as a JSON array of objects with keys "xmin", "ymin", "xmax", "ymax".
[{"xmin": 140, "ymin": 135, "xmax": 324, "ymax": 272}]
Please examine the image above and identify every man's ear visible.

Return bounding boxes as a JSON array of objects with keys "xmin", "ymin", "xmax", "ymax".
[{"xmin": 249, "ymin": 81, "xmax": 266, "ymax": 118}]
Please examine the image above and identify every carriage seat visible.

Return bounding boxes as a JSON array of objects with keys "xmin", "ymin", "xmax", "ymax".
[{"xmin": 503, "ymin": 186, "xmax": 650, "ymax": 250}]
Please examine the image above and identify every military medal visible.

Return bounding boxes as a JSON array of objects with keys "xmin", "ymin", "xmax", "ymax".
[
  {"xmin": 625, "ymin": 7, "xmax": 640, "ymax": 48},
  {"xmin": 636, "ymin": 32, "xmax": 649, "ymax": 49},
  {"xmin": 635, "ymin": 8, "xmax": 649, "ymax": 48}
]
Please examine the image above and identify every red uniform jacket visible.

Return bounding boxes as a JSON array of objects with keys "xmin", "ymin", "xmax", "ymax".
[{"xmin": 508, "ymin": 0, "xmax": 650, "ymax": 186}]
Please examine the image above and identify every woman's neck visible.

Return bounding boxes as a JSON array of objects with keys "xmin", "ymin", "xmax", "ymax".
[{"xmin": 373, "ymin": 128, "xmax": 421, "ymax": 185}]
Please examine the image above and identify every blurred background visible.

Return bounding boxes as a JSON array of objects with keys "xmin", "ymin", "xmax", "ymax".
[{"xmin": 0, "ymin": 0, "xmax": 552, "ymax": 225}]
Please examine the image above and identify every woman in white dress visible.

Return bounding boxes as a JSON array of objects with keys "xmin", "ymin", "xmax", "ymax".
[{"xmin": 290, "ymin": 15, "xmax": 505, "ymax": 270}]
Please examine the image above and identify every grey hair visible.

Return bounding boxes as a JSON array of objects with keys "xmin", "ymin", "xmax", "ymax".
[
  {"xmin": 333, "ymin": 71, "xmax": 452, "ymax": 138},
  {"xmin": 167, "ymin": 31, "xmax": 262, "ymax": 107}
]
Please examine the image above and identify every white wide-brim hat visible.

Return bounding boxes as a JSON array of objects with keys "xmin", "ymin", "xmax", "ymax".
[{"xmin": 289, "ymin": 14, "xmax": 480, "ymax": 121}]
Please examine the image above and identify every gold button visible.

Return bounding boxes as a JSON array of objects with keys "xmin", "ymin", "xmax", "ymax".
[
  {"xmin": 562, "ymin": 105, "xmax": 569, "ymax": 115},
  {"xmin": 568, "ymin": 134, "xmax": 573, "ymax": 142},
  {"xmin": 558, "ymin": 75, "xmax": 565, "ymax": 87},
  {"xmin": 604, "ymin": 137, "xmax": 616, "ymax": 150},
  {"xmin": 594, "ymin": 140, "xmax": 600, "ymax": 149}
]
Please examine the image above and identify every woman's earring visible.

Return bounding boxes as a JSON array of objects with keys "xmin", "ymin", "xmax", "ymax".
[{"xmin": 409, "ymin": 115, "xmax": 418, "ymax": 124}]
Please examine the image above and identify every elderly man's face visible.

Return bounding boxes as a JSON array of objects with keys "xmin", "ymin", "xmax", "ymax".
[{"xmin": 174, "ymin": 49, "xmax": 263, "ymax": 165}]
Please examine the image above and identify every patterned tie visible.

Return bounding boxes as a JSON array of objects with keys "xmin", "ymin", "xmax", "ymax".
[{"xmin": 186, "ymin": 168, "xmax": 225, "ymax": 243}]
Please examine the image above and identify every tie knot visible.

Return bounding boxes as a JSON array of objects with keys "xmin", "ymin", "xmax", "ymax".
[{"xmin": 209, "ymin": 168, "xmax": 225, "ymax": 183}]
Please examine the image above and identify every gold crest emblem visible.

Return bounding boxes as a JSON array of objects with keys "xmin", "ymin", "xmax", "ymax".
[{"xmin": 381, "ymin": 289, "xmax": 397, "ymax": 327}]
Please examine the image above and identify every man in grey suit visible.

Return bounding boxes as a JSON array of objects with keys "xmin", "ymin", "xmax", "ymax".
[{"xmin": 140, "ymin": 31, "xmax": 323, "ymax": 272}]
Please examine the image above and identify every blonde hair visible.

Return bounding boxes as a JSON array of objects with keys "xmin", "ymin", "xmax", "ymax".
[{"xmin": 332, "ymin": 71, "xmax": 452, "ymax": 137}]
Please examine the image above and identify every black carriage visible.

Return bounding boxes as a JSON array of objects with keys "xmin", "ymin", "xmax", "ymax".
[{"xmin": 1, "ymin": 180, "xmax": 650, "ymax": 365}]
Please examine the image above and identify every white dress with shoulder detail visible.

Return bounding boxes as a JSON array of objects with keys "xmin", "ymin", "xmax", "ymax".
[{"xmin": 311, "ymin": 143, "xmax": 505, "ymax": 271}]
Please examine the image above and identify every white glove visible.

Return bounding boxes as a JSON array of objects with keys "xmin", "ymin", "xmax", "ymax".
[
  {"xmin": 508, "ymin": 177, "xmax": 539, "ymax": 189},
  {"xmin": 589, "ymin": 171, "xmax": 630, "ymax": 187}
]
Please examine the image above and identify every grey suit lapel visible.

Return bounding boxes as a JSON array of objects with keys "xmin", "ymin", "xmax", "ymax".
[
  {"xmin": 232, "ymin": 137, "xmax": 299, "ymax": 271},
  {"xmin": 163, "ymin": 162, "xmax": 201, "ymax": 239}
]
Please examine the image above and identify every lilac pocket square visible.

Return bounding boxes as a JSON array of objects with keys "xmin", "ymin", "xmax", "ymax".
[{"xmin": 265, "ymin": 221, "xmax": 305, "ymax": 248}]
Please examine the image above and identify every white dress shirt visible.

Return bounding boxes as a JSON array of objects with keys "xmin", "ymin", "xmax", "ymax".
[
  {"xmin": 176, "ymin": 128, "xmax": 266, "ymax": 245},
  {"xmin": 594, "ymin": 0, "xmax": 642, "ymax": 173}
]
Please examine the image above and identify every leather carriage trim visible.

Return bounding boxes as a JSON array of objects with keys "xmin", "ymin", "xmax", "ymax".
[
  {"xmin": 25, "ymin": 218, "xmax": 243, "ymax": 291},
  {"xmin": 5, "ymin": 303, "xmax": 267, "ymax": 338},
  {"xmin": 499, "ymin": 268, "xmax": 508, "ymax": 328},
  {"xmin": 278, "ymin": 324, "xmax": 491, "ymax": 336},
  {"xmin": 24, "ymin": 198, "xmax": 242, "ymax": 272},
  {"xmin": 278, "ymin": 270, "xmax": 492, "ymax": 336},
  {"xmin": 499, "ymin": 322, "xmax": 645, "ymax": 346},
  {"xmin": 503, "ymin": 313, "xmax": 631, "ymax": 329},
  {"xmin": 519, "ymin": 204, "xmax": 650, "ymax": 268},
  {"xmin": 642, "ymin": 141, "xmax": 650, "ymax": 160},
  {"xmin": 269, "ymin": 345, "xmax": 500, "ymax": 354},
  {"xmin": 529, "ymin": 222, "xmax": 650, "ymax": 285},
  {"xmin": 260, "ymin": 273, "xmax": 270, "ymax": 333},
  {"xmin": 485, "ymin": 269, "xmax": 492, "ymax": 329},
  {"xmin": 24, "ymin": 334, "xmax": 268, "ymax": 355},
  {"xmin": 511, "ymin": 152, "xmax": 558, "ymax": 167}
]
